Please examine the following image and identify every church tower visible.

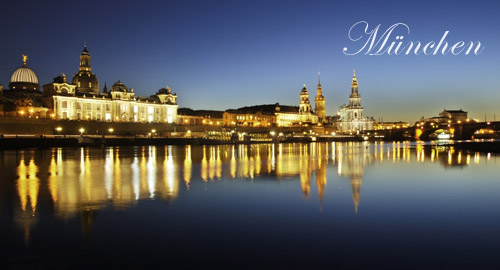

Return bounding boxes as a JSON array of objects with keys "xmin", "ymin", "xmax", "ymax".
[
  {"xmin": 299, "ymin": 84, "xmax": 312, "ymax": 114},
  {"xmin": 314, "ymin": 72, "xmax": 326, "ymax": 122},
  {"xmin": 337, "ymin": 69, "xmax": 373, "ymax": 133},
  {"xmin": 72, "ymin": 44, "xmax": 100, "ymax": 95},
  {"xmin": 349, "ymin": 69, "xmax": 361, "ymax": 108}
]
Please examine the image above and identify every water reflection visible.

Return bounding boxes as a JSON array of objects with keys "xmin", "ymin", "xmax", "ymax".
[{"xmin": 1, "ymin": 142, "xmax": 496, "ymax": 242}]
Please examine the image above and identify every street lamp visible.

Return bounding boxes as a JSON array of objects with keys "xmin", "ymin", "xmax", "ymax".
[
  {"xmin": 56, "ymin": 127, "xmax": 62, "ymax": 136},
  {"xmin": 108, "ymin": 128, "xmax": 114, "ymax": 133},
  {"xmin": 79, "ymin": 128, "xmax": 85, "ymax": 136}
]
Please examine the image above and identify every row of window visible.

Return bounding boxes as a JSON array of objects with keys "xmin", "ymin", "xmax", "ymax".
[{"xmin": 60, "ymin": 100, "xmax": 173, "ymax": 115}]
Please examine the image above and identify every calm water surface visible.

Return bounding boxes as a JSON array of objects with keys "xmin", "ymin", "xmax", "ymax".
[{"xmin": 1, "ymin": 142, "xmax": 499, "ymax": 269}]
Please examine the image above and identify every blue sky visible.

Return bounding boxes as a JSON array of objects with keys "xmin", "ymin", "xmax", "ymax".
[{"xmin": 0, "ymin": 0, "xmax": 498, "ymax": 122}]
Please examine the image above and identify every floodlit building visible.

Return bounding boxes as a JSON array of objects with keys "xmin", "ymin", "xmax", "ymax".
[
  {"xmin": 223, "ymin": 105, "xmax": 277, "ymax": 127},
  {"xmin": 373, "ymin": 121, "xmax": 410, "ymax": 130},
  {"xmin": 46, "ymin": 80, "xmax": 178, "ymax": 123},
  {"xmin": 177, "ymin": 108, "xmax": 224, "ymax": 125},
  {"xmin": 0, "ymin": 55, "xmax": 48, "ymax": 117},
  {"xmin": 337, "ymin": 70, "xmax": 374, "ymax": 133},
  {"xmin": 43, "ymin": 46, "xmax": 178, "ymax": 123}
]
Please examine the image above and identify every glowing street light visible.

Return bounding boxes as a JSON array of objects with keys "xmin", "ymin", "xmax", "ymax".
[
  {"xmin": 79, "ymin": 128, "xmax": 85, "ymax": 135},
  {"xmin": 108, "ymin": 128, "xmax": 114, "ymax": 133}
]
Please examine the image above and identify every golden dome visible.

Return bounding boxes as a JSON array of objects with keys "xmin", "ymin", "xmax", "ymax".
[
  {"xmin": 9, "ymin": 55, "xmax": 40, "ymax": 91},
  {"xmin": 10, "ymin": 66, "xmax": 39, "ymax": 84}
]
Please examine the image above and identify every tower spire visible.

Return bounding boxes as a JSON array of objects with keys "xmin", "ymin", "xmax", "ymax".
[
  {"xmin": 351, "ymin": 69, "xmax": 358, "ymax": 90},
  {"xmin": 315, "ymin": 71, "xmax": 325, "ymax": 122}
]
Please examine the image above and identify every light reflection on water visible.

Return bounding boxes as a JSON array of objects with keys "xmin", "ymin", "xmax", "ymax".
[
  {"xmin": 5, "ymin": 143, "xmax": 495, "ymax": 231},
  {"xmin": 1, "ymin": 142, "xmax": 499, "ymax": 268}
]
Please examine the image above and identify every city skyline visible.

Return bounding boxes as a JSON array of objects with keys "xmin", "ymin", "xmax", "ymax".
[{"xmin": 1, "ymin": 0, "xmax": 499, "ymax": 122}]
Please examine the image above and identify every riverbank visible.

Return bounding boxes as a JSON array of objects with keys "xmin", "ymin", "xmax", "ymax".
[
  {"xmin": 444, "ymin": 140, "xmax": 500, "ymax": 153},
  {"xmin": 1, "ymin": 134, "xmax": 499, "ymax": 152},
  {"xmin": 0, "ymin": 134, "xmax": 369, "ymax": 150}
]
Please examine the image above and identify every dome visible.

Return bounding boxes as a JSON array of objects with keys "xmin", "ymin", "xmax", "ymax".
[
  {"xmin": 110, "ymin": 80, "xmax": 128, "ymax": 92},
  {"xmin": 10, "ymin": 67, "xmax": 39, "ymax": 84},
  {"xmin": 300, "ymin": 84, "xmax": 309, "ymax": 94},
  {"xmin": 72, "ymin": 45, "xmax": 99, "ymax": 95},
  {"xmin": 72, "ymin": 71, "xmax": 99, "ymax": 94},
  {"xmin": 9, "ymin": 55, "xmax": 40, "ymax": 91}
]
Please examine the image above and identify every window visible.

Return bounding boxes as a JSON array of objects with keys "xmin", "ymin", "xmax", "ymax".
[{"xmin": 62, "ymin": 101, "xmax": 68, "ymax": 108}]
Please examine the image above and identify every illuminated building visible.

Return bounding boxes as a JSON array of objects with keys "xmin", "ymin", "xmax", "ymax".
[
  {"xmin": 223, "ymin": 82, "xmax": 319, "ymax": 127},
  {"xmin": 177, "ymin": 108, "xmax": 224, "ymax": 125},
  {"xmin": 43, "ymin": 46, "xmax": 178, "ymax": 123},
  {"xmin": 0, "ymin": 55, "xmax": 48, "ymax": 117},
  {"xmin": 46, "ymin": 80, "xmax": 178, "ymax": 123},
  {"xmin": 223, "ymin": 105, "xmax": 277, "ymax": 127},
  {"xmin": 337, "ymin": 70, "xmax": 374, "ymax": 133},
  {"xmin": 420, "ymin": 109, "xmax": 470, "ymax": 124},
  {"xmin": 373, "ymin": 121, "xmax": 410, "ymax": 130},
  {"xmin": 314, "ymin": 72, "xmax": 326, "ymax": 123}
]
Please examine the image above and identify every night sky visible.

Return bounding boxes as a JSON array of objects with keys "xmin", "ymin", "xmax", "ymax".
[{"xmin": 0, "ymin": 0, "xmax": 498, "ymax": 122}]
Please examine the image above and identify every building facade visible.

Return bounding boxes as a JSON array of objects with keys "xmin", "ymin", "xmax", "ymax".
[
  {"xmin": 223, "ymin": 105, "xmax": 276, "ymax": 127},
  {"xmin": 373, "ymin": 121, "xmax": 410, "ymax": 130},
  {"xmin": 43, "ymin": 46, "xmax": 178, "ymax": 123},
  {"xmin": 47, "ymin": 81, "xmax": 177, "ymax": 123},
  {"xmin": 337, "ymin": 70, "xmax": 373, "ymax": 133},
  {"xmin": 177, "ymin": 108, "xmax": 224, "ymax": 125},
  {"xmin": 439, "ymin": 109, "xmax": 468, "ymax": 121}
]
